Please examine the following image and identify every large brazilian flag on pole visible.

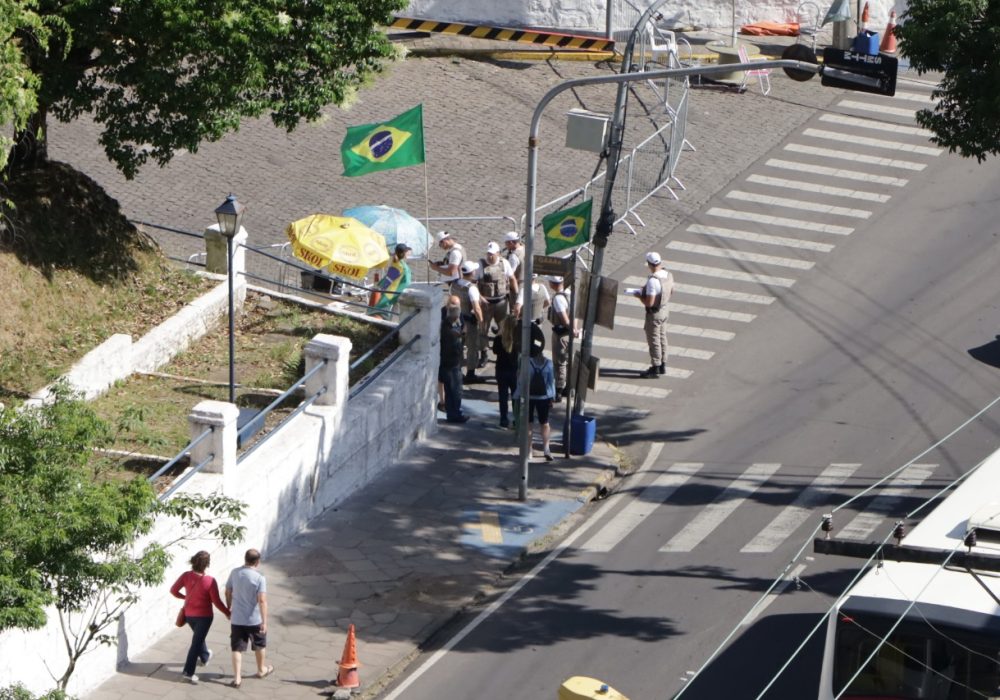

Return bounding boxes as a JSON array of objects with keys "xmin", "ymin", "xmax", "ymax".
[
  {"xmin": 340, "ymin": 104, "xmax": 425, "ymax": 177},
  {"xmin": 543, "ymin": 199, "xmax": 593, "ymax": 254}
]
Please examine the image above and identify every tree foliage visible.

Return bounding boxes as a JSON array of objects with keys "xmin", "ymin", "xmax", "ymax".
[
  {"xmin": 0, "ymin": 387, "xmax": 246, "ymax": 689},
  {"xmin": 3, "ymin": 0, "xmax": 407, "ymax": 177},
  {"xmin": 0, "ymin": 0, "xmax": 50, "ymax": 173},
  {"xmin": 897, "ymin": 0, "xmax": 1000, "ymax": 161}
]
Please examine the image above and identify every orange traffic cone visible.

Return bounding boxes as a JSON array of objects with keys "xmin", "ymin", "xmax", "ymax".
[
  {"xmin": 860, "ymin": 1, "xmax": 870, "ymax": 28},
  {"xmin": 880, "ymin": 10, "xmax": 897, "ymax": 53},
  {"xmin": 334, "ymin": 624, "xmax": 361, "ymax": 689}
]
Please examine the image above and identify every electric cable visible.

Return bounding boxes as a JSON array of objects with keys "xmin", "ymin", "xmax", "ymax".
[
  {"xmin": 672, "ymin": 395, "xmax": 1000, "ymax": 697},
  {"xmin": 834, "ymin": 542, "xmax": 960, "ymax": 698}
]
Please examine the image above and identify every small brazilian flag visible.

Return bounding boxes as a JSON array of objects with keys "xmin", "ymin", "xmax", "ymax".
[
  {"xmin": 340, "ymin": 104, "xmax": 425, "ymax": 177},
  {"xmin": 543, "ymin": 198, "xmax": 593, "ymax": 254}
]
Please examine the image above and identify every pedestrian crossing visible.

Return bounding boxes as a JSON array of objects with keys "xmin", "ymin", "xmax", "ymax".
[
  {"xmin": 587, "ymin": 82, "xmax": 942, "ymax": 403},
  {"xmin": 576, "ymin": 460, "xmax": 942, "ymax": 556}
]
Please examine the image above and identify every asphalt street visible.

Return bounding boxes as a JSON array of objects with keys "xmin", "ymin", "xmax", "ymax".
[{"xmin": 376, "ymin": 79, "xmax": 1000, "ymax": 699}]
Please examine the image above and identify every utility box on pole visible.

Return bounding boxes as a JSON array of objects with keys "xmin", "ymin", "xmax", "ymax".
[{"xmin": 565, "ymin": 109, "xmax": 611, "ymax": 153}]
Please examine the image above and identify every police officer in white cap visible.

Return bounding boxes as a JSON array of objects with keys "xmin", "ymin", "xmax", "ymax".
[
  {"xmin": 450, "ymin": 260, "xmax": 484, "ymax": 382},
  {"xmin": 634, "ymin": 251, "xmax": 674, "ymax": 378},
  {"xmin": 476, "ymin": 241, "xmax": 518, "ymax": 369},
  {"xmin": 546, "ymin": 275, "xmax": 575, "ymax": 396},
  {"xmin": 502, "ymin": 231, "xmax": 525, "ymax": 284},
  {"xmin": 429, "ymin": 231, "xmax": 466, "ymax": 282}
]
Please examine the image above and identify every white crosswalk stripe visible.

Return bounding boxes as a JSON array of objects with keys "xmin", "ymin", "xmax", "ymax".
[
  {"xmin": 819, "ymin": 113, "xmax": 934, "ymax": 139},
  {"xmin": 592, "ymin": 334, "xmax": 715, "ymax": 360},
  {"xmin": 584, "ymin": 402, "xmax": 651, "ymax": 419},
  {"xmin": 766, "ymin": 158, "xmax": 909, "ymax": 187},
  {"xmin": 667, "ymin": 260, "xmax": 796, "ymax": 288},
  {"xmin": 667, "ymin": 240, "xmax": 815, "ymax": 270},
  {"xmin": 838, "ymin": 464, "xmax": 936, "ymax": 540},
  {"xmin": 688, "ymin": 222, "xmax": 837, "ymax": 252},
  {"xmin": 580, "ymin": 462, "xmax": 703, "ymax": 553},
  {"xmin": 707, "ymin": 206, "xmax": 854, "ymax": 235},
  {"xmin": 673, "ymin": 282, "xmax": 775, "ymax": 305},
  {"xmin": 660, "ymin": 463, "xmax": 783, "ymax": 553},
  {"xmin": 890, "ymin": 90, "xmax": 935, "ymax": 104},
  {"xmin": 744, "ymin": 174, "xmax": 890, "ymax": 204},
  {"xmin": 803, "ymin": 128, "xmax": 942, "ymax": 156},
  {"xmin": 785, "ymin": 143, "xmax": 927, "ymax": 171},
  {"xmin": 727, "ymin": 189, "xmax": 872, "ymax": 219},
  {"xmin": 838, "ymin": 99, "xmax": 921, "ymax": 118},
  {"xmin": 667, "ymin": 302, "xmax": 755, "ymax": 323},
  {"xmin": 613, "ymin": 315, "xmax": 736, "ymax": 341},
  {"xmin": 599, "ymin": 357, "xmax": 692, "ymax": 378},
  {"xmin": 597, "ymin": 379, "xmax": 671, "ymax": 399},
  {"xmin": 741, "ymin": 463, "xmax": 861, "ymax": 553}
]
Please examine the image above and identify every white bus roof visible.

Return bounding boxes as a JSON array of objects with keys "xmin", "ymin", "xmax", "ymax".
[{"xmin": 844, "ymin": 448, "xmax": 1000, "ymax": 619}]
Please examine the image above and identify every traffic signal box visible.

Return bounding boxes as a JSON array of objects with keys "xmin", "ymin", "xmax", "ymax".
[{"xmin": 821, "ymin": 47, "xmax": 898, "ymax": 96}]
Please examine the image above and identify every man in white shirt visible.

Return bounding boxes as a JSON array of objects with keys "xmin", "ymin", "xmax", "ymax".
[
  {"xmin": 513, "ymin": 273, "xmax": 551, "ymax": 326},
  {"xmin": 429, "ymin": 231, "xmax": 466, "ymax": 282},
  {"xmin": 634, "ymin": 251, "xmax": 674, "ymax": 378}
]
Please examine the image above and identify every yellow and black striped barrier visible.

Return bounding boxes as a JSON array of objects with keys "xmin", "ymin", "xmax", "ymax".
[{"xmin": 390, "ymin": 17, "xmax": 615, "ymax": 52}]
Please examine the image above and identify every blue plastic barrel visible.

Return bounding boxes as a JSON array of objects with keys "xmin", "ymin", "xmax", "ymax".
[{"xmin": 570, "ymin": 415, "xmax": 596, "ymax": 455}]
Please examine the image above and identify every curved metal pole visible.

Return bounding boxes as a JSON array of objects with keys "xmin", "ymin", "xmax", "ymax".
[{"xmin": 518, "ymin": 59, "xmax": 821, "ymax": 499}]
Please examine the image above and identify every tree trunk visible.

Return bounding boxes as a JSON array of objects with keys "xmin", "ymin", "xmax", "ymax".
[{"xmin": 7, "ymin": 106, "xmax": 48, "ymax": 171}]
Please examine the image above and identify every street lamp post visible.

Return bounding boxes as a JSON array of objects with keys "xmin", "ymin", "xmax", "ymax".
[{"xmin": 214, "ymin": 194, "xmax": 246, "ymax": 405}]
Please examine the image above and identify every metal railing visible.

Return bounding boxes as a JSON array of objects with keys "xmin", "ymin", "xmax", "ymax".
[
  {"xmin": 348, "ymin": 336, "xmax": 420, "ymax": 400},
  {"xmin": 148, "ymin": 426, "xmax": 215, "ymax": 501},
  {"xmin": 236, "ymin": 358, "xmax": 328, "ymax": 464}
]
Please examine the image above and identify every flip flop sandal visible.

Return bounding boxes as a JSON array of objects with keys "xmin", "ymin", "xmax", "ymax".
[
  {"xmin": 229, "ymin": 679, "xmax": 241, "ymax": 689},
  {"xmin": 257, "ymin": 665, "xmax": 275, "ymax": 679}
]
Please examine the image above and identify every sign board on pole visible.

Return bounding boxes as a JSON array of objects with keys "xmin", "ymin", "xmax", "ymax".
[
  {"xmin": 572, "ymin": 351, "xmax": 599, "ymax": 391},
  {"xmin": 821, "ymin": 48, "xmax": 897, "ymax": 96},
  {"xmin": 574, "ymin": 271, "xmax": 617, "ymax": 330},
  {"xmin": 533, "ymin": 255, "xmax": 575, "ymax": 286}
]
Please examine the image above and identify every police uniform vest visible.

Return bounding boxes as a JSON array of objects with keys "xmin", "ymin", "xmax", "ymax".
[
  {"xmin": 645, "ymin": 270, "xmax": 672, "ymax": 313},
  {"xmin": 548, "ymin": 291, "xmax": 570, "ymax": 334},
  {"xmin": 449, "ymin": 279, "xmax": 477, "ymax": 323},
  {"xmin": 451, "ymin": 243, "xmax": 466, "ymax": 268},
  {"xmin": 505, "ymin": 245, "xmax": 525, "ymax": 282},
  {"xmin": 478, "ymin": 258, "xmax": 509, "ymax": 300}
]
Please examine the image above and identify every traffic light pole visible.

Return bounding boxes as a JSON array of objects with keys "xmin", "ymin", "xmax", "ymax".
[{"xmin": 517, "ymin": 58, "xmax": 822, "ymax": 500}]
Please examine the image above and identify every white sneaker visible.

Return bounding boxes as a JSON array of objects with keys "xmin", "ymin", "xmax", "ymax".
[
  {"xmin": 199, "ymin": 649, "xmax": 212, "ymax": 667},
  {"xmin": 183, "ymin": 673, "xmax": 199, "ymax": 684}
]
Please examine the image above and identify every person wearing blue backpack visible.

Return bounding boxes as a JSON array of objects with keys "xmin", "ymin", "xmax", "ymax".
[{"xmin": 514, "ymin": 339, "xmax": 556, "ymax": 461}]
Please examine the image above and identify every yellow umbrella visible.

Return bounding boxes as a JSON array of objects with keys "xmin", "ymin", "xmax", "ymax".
[{"xmin": 285, "ymin": 214, "xmax": 390, "ymax": 280}]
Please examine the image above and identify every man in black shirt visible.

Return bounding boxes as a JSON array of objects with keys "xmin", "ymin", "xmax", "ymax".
[{"xmin": 440, "ymin": 295, "xmax": 469, "ymax": 423}]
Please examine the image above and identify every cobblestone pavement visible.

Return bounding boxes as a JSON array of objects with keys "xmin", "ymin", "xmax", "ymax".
[{"xmin": 43, "ymin": 30, "xmax": 941, "ymax": 700}]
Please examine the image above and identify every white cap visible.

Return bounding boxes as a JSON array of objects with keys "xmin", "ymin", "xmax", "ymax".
[
  {"xmin": 435, "ymin": 231, "xmax": 451, "ymax": 243},
  {"xmin": 503, "ymin": 231, "xmax": 521, "ymax": 242},
  {"xmin": 485, "ymin": 241, "xmax": 500, "ymax": 254},
  {"xmin": 645, "ymin": 251, "xmax": 662, "ymax": 265},
  {"xmin": 460, "ymin": 260, "xmax": 479, "ymax": 275},
  {"xmin": 548, "ymin": 275, "xmax": 564, "ymax": 285}
]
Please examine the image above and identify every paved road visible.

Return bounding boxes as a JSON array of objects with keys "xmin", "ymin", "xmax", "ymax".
[{"xmin": 375, "ymin": 80, "xmax": 1000, "ymax": 699}]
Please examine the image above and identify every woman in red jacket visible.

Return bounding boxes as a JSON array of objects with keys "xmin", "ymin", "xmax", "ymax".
[{"xmin": 170, "ymin": 550, "xmax": 231, "ymax": 684}]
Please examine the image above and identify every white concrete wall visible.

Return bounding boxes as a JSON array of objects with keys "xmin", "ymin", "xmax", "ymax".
[
  {"xmin": 0, "ymin": 289, "xmax": 441, "ymax": 697},
  {"xmin": 403, "ymin": 0, "xmax": 904, "ymax": 39}
]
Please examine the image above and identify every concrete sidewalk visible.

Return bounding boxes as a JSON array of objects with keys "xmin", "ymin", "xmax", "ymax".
[{"xmin": 88, "ymin": 401, "xmax": 619, "ymax": 700}]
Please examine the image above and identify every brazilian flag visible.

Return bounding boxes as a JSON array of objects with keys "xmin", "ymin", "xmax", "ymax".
[
  {"xmin": 543, "ymin": 199, "xmax": 593, "ymax": 254},
  {"xmin": 340, "ymin": 104, "xmax": 425, "ymax": 177}
]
